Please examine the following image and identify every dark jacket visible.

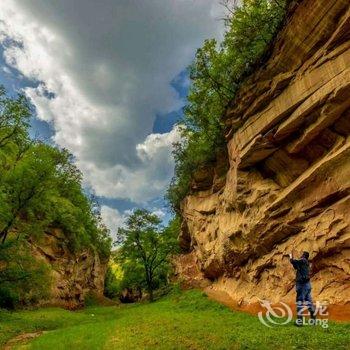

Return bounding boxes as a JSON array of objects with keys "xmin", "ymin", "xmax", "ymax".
[{"xmin": 290, "ymin": 257, "xmax": 310, "ymax": 284}]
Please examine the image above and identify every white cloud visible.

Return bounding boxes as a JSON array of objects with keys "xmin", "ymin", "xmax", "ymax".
[
  {"xmin": 101, "ymin": 205, "xmax": 167, "ymax": 240},
  {"xmin": 2, "ymin": 66, "xmax": 11, "ymax": 74},
  {"xmin": 82, "ymin": 127, "xmax": 181, "ymax": 202},
  {"xmin": 152, "ymin": 209, "xmax": 166, "ymax": 220},
  {"xmin": 0, "ymin": 0, "xmax": 224, "ymax": 213},
  {"xmin": 100, "ymin": 205, "xmax": 127, "ymax": 240}
]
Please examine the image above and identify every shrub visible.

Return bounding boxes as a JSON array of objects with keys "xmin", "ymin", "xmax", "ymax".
[
  {"xmin": 104, "ymin": 266, "xmax": 120, "ymax": 299},
  {"xmin": 167, "ymin": 0, "xmax": 289, "ymax": 212},
  {"xmin": 0, "ymin": 239, "xmax": 51, "ymax": 309}
]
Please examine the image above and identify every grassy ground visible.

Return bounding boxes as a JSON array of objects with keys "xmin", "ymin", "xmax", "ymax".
[{"xmin": 0, "ymin": 290, "xmax": 349, "ymax": 349}]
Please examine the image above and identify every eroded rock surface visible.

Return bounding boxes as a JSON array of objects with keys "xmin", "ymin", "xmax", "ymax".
[
  {"xmin": 176, "ymin": 0, "xmax": 350, "ymax": 306},
  {"xmin": 31, "ymin": 228, "xmax": 107, "ymax": 309}
]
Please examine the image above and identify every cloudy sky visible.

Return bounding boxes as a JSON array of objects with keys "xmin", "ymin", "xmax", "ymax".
[{"xmin": 0, "ymin": 0, "xmax": 224, "ymax": 238}]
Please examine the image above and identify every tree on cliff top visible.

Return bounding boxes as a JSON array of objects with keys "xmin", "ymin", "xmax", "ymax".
[
  {"xmin": 0, "ymin": 87, "xmax": 111, "ymax": 258},
  {"xmin": 0, "ymin": 87, "xmax": 112, "ymax": 308},
  {"xmin": 166, "ymin": 0, "xmax": 289, "ymax": 212},
  {"xmin": 116, "ymin": 209, "xmax": 179, "ymax": 301}
]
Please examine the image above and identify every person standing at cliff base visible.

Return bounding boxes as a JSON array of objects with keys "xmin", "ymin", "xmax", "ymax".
[{"xmin": 289, "ymin": 251, "xmax": 316, "ymax": 326}]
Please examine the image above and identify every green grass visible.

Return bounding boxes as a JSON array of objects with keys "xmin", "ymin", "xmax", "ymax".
[{"xmin": 0, "ymin": 290, "xmax": 349, "ymax": 349}]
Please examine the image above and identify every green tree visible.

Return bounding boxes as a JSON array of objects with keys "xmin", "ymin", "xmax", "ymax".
[
  {"xmin": 0, "ymin": 238, "xmax": 51, "ymax": 309},
  {"xmin": 0, "ymin": 87, "xmax": 112, "ymax": 308},
  {"xmin": 0, "ymin": 143, "xmax": 63, "ymax": 244},
  {"xmin": 0, "ymin": 86, "xmax": 30, "ymax": 150},
  {"xmin": 104, "ymin": 266, "xmax": 120, "ymax": 299},
  {"xmin": 167, "ymin": 0, "xmax": 288, "ymax": 212},
  {"xmin": 117, "ymin": 259, "xmax": 145, "ymax": 297},
  {"xmin": 116, "ymin": 209, "xmax": 178, "ymax": 301},
  {"xmin": 0, "ymin": 86, "xmax": 111, "ymax": 255}
]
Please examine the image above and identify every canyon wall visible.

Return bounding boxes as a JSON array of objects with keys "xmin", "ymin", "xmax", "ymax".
[
  {"xmin": 177, "ymin": 0, "xmax": 350, "ymax": 305},
  {"xmin": 30, "ymin": 229, "xmax": 107, "ymax": 309}
]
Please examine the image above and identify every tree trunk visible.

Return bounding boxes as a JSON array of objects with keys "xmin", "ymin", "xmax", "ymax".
[
  {"xmin": 148, "ymin": 286, "xmax": 154, "ymax": 302},
  {"xmin": 0, "ymin": 219, "xmax": 14, "ymax": 244},
  {"xmin": 1, "ymin": 229, "xmax": 8, "ymax": 244},
  {"xmin": 145, "ymin": 269, "xmax": 154, "ymax": 302}
]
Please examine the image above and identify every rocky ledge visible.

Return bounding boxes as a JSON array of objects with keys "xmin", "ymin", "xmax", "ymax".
[
  {"xmin": 31, "ymin": 228, "xmax": 107, "ymax": 309},
  {"xmin": 176, "ymin": 0, "xmax": 350, "ymax": 306}
]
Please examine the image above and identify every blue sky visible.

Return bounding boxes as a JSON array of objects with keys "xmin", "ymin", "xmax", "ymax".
[
  {"xmin": 0, "ymin": 48, "xmax": 54, "ymax": 140},
  {"xmin": 0, "ymin": 48, "xmax": 187, "ymax": 224},
  {"xmin": 0, "ymin": 0, "xmax": 223, "ymax": 238}
]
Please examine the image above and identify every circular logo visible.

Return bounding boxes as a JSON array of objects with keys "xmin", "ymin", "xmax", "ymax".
[{"xmin": 258, "ymin": 300, "xmax": 293, "ymax": 327}]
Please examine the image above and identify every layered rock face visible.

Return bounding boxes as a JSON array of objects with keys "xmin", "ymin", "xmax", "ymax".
[
  {"xmin": 30, "ymin": 229, "xmax": 107, "ymax": 309},
  {"xmin": 177, "ymin": 0, "xmax": 350, "ymax": 305}
]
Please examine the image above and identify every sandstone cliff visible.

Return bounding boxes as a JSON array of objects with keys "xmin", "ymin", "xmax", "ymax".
[
  {"xmin": 176, "ymin": 0, "xmax": 350, "ymax": 306},
  {"xmin": 30, "ymin": 229, "xmax": 107, "ymax": 309}
]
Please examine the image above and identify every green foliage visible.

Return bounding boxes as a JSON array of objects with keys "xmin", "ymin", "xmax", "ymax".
[
  {"xmin": 0, "ymin": 87, "xmax": 112, "ymax": 308},
  {"xmin": 117, "ymin": 259, "xmax": 145, "ymax": 292},
  {"xmin": 104, "ymin": 266, "xmax": 120, "ymax": 299},
  {"xmin": 167, "ymin": 0, "xmax": 289, "ymax": 211},
  {"xmin": 83, "ymin": 292, "xmax": 102, "ymax": 307},
  {"xmin": 116, "ymin": 210, "xmax": 179, "ymax": 301},
  {"xmin": 0, "ymin": 239, "xmax": 51, "ymax": 309},
  {"xmin": 0, "ymin": 86, "xmax": 30, "ymax": 151},
  {"xmin": 0, "ymin": 87, "xmax": 111, "ymax": 256}
]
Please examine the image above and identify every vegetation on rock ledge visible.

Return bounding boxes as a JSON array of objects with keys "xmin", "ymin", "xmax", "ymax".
[{"xmin": 167, "ymin": 0, "xmax": 289, "ymax": 211}]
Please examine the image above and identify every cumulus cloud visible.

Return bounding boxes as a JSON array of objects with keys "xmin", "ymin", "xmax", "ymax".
[
  {"xmin": 83, "ymin": 127, "xmax": 181, "ymax": 202},
  {"xmin": 100, "ymin": 205, "xmax": 127, "ymax": 239},
  {"xmin": 0, "ymin": 0, "xmax": 224, "ymax": 230},
  {"xmin": 101, "ymin": 205, "xmax": 167, "ymax": 240}
]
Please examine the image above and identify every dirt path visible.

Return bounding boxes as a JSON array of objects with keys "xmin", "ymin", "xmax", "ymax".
[
  {"xmin": 204, "ymin": 288, "xmax": 350, "ymax": 322},
  {"xmin": 4, "ymin": 331, "xmax": 45, "ymax": 349}
]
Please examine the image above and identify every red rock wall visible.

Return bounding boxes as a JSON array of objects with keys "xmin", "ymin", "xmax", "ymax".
[{"xmin": 178, "ymin": 0, "xmax": 350, "ymax": 306}]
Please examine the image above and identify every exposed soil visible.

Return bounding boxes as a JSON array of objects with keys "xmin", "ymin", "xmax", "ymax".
[
  {"xmin": 205, "ymin": 288, "xmax": 350, "ymax": 322},
  {"xmin": 4, "ymin": 331, "xmax": 45, "ymax": 349}
]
